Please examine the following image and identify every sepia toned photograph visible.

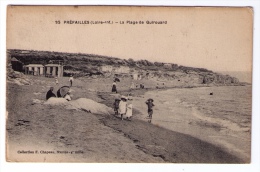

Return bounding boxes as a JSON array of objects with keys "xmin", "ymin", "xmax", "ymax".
[{"xmin": 6, "ymin": 5, "xmax": 253, "ymax": 163}]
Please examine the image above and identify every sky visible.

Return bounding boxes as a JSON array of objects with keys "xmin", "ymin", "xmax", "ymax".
[{"xmin": 7, "ymin": 6, "xmax": 253, "ymax": 72}]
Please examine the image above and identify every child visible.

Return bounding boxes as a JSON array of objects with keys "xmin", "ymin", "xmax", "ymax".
[
  {"xmin": 125, "ymin": 96, "xmax": 133, "ymax": 121},
  {"xmin": 145, "ymin": 98, "xmax": 155, "ymax": 119},
  {"xmin": 118, "ymin": 96, "xmax": 127, "ymax": 120},
  {"xmin": 113, "ymin": 98, "xmax": 120, "ymax": 116},
  {"xmin": 69, "ymin": 75, "xmax": 74, "ymax": 87}
]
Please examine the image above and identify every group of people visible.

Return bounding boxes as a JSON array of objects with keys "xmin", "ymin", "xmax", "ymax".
[
  {"xmin": 46, "ymin": 75, "xmax": 74, "ymax": 101},
  {"xmin": 47, "ymin": 76, "xmax": 155, "ymax": 122},
  {"xmin": 113, "ymin": 95, "xmax": 155, "ymax": 121},
  {"xmin": 113, "ymin": 95, "xmax": 132, "ymax": 120},
  {"xmin": 112, "ymin": 79, "xmax": 154, "ymax": 121},
  {"xmin": 54, "ymin": 75, "xmax": 74, "ymax": 86},
  {"xmin": 46, "ymin": 87, "xmax": 72, "ymax": 101},
  {"xmin": 112, "ymin": 80, "xmax": 146, "ymax": 94}
]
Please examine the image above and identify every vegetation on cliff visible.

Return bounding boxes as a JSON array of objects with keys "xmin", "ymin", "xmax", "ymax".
[{"xmin": 7, "ymin": 49, "xmax": 243, "ymax": 85}]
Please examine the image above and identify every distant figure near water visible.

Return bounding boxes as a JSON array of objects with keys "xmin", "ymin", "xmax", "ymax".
[
  {"xmin": 46, "ymin": 87, "xmax": 56, "ymax": 100},
  {"xmin": 146, "ymin": 98, "xmax": 155, "ymax": 122},
  {"xmin": 112, "ymin": 81, "xmax": 117, "ymax": 93}
]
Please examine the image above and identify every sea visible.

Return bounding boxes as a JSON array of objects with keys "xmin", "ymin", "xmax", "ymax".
[
  {"xmin": 136, "ymin": 85, "xmax": 252, "ymax": 161},
  {"xmin": 220, "ymin": 71, "xmax": 252, "ymax": 83}
]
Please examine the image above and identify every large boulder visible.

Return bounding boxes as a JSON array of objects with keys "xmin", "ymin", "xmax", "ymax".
[{"xmin": 66, "ymin": 98, "xmax": 113, "ymax": 115}]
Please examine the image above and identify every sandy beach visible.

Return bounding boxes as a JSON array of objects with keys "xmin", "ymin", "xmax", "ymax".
[{"xmin": 6, "ymin": 75, "xmax": 251, "ymax": 163}]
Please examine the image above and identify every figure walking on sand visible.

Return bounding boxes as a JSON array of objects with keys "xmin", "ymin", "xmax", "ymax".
[
  {"xmin": 125, "ymin": 96, "xmax": 133, "ymax": 121},
  {"xmin": 69, "ymin": 75, "xmax": 74, "ymax": 87},
  {"xmin": 118, "ymin": 96, "xmax": 127, "ymax": 120},
  {"xmin": 146, "ymin": 98, "xmax": 155, "ymax": 122},
  {"xmin": 112, "ymin": 81, "xmax": 117, "ymax": 93}
]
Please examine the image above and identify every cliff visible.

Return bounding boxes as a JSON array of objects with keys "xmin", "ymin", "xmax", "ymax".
[{"xmin": 7, "ymin": 49, "xmax": 244, "ymax": 86}]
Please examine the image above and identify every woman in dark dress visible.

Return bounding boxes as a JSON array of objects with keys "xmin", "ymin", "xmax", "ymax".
[
  {"xmin": 46, "ymin": 87, "xmax": 56, "ymax": 100},
  {"xmin": 112, "ymin": 82, "xmax": 117, "ymax": 93}
]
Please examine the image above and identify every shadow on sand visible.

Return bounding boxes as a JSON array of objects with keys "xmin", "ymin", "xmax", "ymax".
[{"xmin": 100, "ymin": 114, "xmax": 244, "ymax": 163}]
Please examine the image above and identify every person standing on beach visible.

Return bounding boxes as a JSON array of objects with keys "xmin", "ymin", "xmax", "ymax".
[
  {"xmin": 69, "ymin": 75, "xmax": 74, "ymax": 87},
  {"xmin": 146, "ymin": 98, "xmax": 155, "ymax": 119},
  {"xmin": 118, "ymin": 96, "xmax": 127, "ymax": 120},
  {"xmin": 46, "ymin": 87, "xmax": 56, "ymax": 100},
  {"xmin": 113, "ymin": 98, "xmax": 120, "ymax": 116},
  {"xmin": 125, "ymin": 96, "xmax": 133, "ymax": 121},
  {"xmin": 112, "ymin": 81, "xmax": 117, "ymax": 93}
]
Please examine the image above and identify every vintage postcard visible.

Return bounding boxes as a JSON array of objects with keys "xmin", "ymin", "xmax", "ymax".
[{"xmin": 6, "ymin": 6, "xmax": 253, "ymax": 163}]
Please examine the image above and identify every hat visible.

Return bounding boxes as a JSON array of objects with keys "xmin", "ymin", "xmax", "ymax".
[
  {"xmin": 147, "ymin": 98, "xmax": 154, "ymax": 102},
  {"xmin": 121, "ymin": 95, "xmax": 127, "ymax": 100}
]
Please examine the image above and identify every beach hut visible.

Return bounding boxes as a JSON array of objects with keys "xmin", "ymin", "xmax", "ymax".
[
  {"xmin": 11, "ymin": 57, "xmax": 23, "ymax": 72},
  {"xmin": 133, "ymin": 73, "xmax": 138, "ymax": 80},
  {"xmin": 24, "ymin": 64, "xmax": 44, "ymax": 76},
  {"xmin": 99, "ymin": 65, "xmax": 113, "ymax": 72},
  {"xmin": 45, "ymin": 64, "xmax": 64, "ymax": 77},
  {"xmin": 114, "ymin": 66, "xmax": 130, "ymax": 74},
  {"xmin": 163, "ymin": 63, "xmax": 172, "ymax": 69}
]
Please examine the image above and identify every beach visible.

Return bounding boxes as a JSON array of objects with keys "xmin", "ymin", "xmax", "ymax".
[
  {"xmin": 133, "ymin": 86, "xmax": 251, "ymax": 162},
  {"xmin": 6, "ymin": 76, "xmax": 251, "ymax": 163}
]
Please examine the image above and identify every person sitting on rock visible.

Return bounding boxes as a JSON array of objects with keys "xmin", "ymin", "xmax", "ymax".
[{"xmin": 46, "ymin": 87, "xmax": 56, "ymax": 100}]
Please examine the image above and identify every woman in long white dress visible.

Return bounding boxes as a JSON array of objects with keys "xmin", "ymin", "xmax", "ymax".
[
  {"xmin": 125, "ymin": 96, "xmax": 133, "ymax": 121},
  {"xmin": 118, "ymin": 96, "xmax": 127, "ymax": 120}
]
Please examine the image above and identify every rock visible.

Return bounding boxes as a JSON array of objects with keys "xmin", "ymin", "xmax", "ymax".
[
  {"xmin": 66, "ymin": 98, "xmax": 113, "ymax": 115},
  {"xmin": 44, "ymin": 97, "xmax": 68, "ymax": 105},
  {"xmin": 32, "ymin": 99, "xmax": 44, "ymax": 105},
  {"xmin": 33, "ymin": 92, "xmax": 42, "ymax": 95},
  {"xmin": 201, "ymin": 73, "xmax": 240, "ymax": 85}
]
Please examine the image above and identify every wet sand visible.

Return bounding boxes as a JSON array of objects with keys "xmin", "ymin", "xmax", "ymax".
[
  {"xmin": 6, "ymin": 76, "xmax": 249, "ymax": 163},
  {"xmin": 131, "ymin": 87, "xmax": 251, "ymax": 162}
]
